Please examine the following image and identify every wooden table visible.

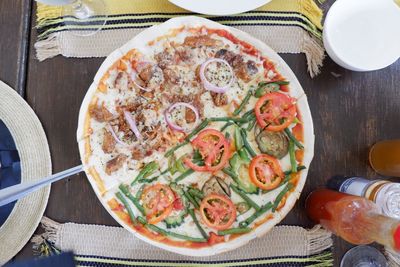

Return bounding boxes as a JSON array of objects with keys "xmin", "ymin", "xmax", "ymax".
[{"xmin": 1, "ymin": 0, "xmax": 399, "ymax": 265}]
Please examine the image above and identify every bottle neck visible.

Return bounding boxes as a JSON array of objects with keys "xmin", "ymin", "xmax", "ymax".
[{"xmin": 358, "ymin": 212, "xmax": 400, "ymax": 251}]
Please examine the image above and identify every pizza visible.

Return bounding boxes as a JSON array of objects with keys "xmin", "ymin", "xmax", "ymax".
[{"xmin": 77, "ymin": 16, "xmax": 314, "ymax": 256}]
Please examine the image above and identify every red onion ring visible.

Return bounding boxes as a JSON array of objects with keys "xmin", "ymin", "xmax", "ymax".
[
  {"xmin": 164, "ymin": 102, "xmax": 199, "ymax": 132},
  {"xmin": 131, "ymin": 61, "xmax": 162, "ymax": 92},
  {"xmin": 106, "ymin": 124, "xmax": 131, "ymax": 148},
  {"xmin": 123, "ymin": 110, "xmax": 142, "ymax": 140},
  {"xmin": 199, "ymin": 58, "xmax": 234, "ymax": 94}
]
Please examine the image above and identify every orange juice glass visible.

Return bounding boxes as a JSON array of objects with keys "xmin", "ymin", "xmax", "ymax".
[{"xmin": 369, "ymin": 139, "xmax": 400, "ymax": 177}]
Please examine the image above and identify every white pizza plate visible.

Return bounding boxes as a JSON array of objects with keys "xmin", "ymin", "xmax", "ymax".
[
  {"xmin": 168, "ymin": 0, "xmax": 272, "ymax": 15},
  {"xmin": 77, "ymin": 16, "xmax": 314, "ymax": 256}
]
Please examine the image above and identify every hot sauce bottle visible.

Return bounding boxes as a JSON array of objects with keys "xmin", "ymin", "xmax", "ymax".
[{"xmin": 305, "ymin": 189, "xmax": 400, "ymax": 251}]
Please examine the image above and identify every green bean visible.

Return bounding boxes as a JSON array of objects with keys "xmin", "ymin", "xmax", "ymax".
[
  {"xmin": 272, "ymin": 183, "xmax": 294, "ymax": 212},
  {"xmin": 246, "ymin": 118, "xmax": 257, "ymax": 131},
  {"xmin": 288, "ymin": 139, "xmax": 297, "ymax": 173},
  {"xmin": 116, "ymin": 192, "xmax": 136, "ymax": 224},
  {"xmin": 185, "ymin": 119, "xmax": 209, "ymax": 141},
  {"xmin": 240, "ymin": 129, "xmax": 257, "ymax": 157},
  {"xmin": 239, "ymin": 202, "xmax": 274, "ymax": 228},
  {"xmin": 164, "ymin": 119, "xmax": 210, "ymax": 158},
  {"xmin": 165, "ymin": 119, "xmax": 209, "ymax": 158},
  {"xmin": 255, "ymin": 83, "xmax": 280, "ymax": 97},
  {"xmin": 238, "ymin": 148, "xmax": 251, "ymax": 162},
  {"xmin": 135, "ymin": 184, "xmax": 145, "ymax": 199},
  {"xmin": 183, "ymin": 190, "xmax": 199, "ymax": 209},
  {"xmin": 138, "ymin": 176, "xmax": 158, "ymax": 184},
  {"xmin": 175, "ymin": 169, "xmax": 194, "ymax": 183},
  {"xmin": 140, "ymin": 169, "xmax": 169, "ymax": 184},
  {"xmin": 220, "ymin": 121, "xmax": 233, "ymax": 132},
  {"xmin": 234, "ymin": 126, "xmax": 243, "ymax": 151},
  {"xmin": 164, "ymin": 141, "xmax": 189, "ymax": 158},
  {"xmin": 209, "ymin": 117, "xmax": 250, "ymax": 123},
  {"xmin": 131, "ymin": 161, "xmax": 159, "ymax": 185},
  {"xmin": 230, "ymin": 184, "xmax": 260, "ymax": 211},
  {"xmin": 284, "ymin": 165, "xmax": 306, "ymax": 176},
  {"xmin": 223, "ymin": 168, "xmax": 241, "ymax": 187},
  {"xmin": 119, "ymin": 184, "xmax": 145, "ymax": 215},
  {"xmin": 137, "ymin": 216, "xmax": 207, "ymax": 242},
  {"xmin": 188, "ymin": 209, "xmax": 208, "ymax": 239},
  {"xmin": 218, "ymin": 227, "xmax": 252, "ymax": 235},
  {"xmin": 242, "ymin": 109, "xmax": 255, "ymax": 118},
  {"xmin": 284, "ymin": 128, "xmax": 304, "ymax": 149},
  {"xmin": 188, "ymin": 188, "xmax": 205, "ymax": 199},
  {"xmin": 259, "ymin": 80, "xmax": 290, "ymax": 86},
  {"xmin": 233, "ymin": 90, "xmax": 253, "ymax": 116}
]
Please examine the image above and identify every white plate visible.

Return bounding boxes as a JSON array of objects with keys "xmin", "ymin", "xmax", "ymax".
[
  {"xmin": 323, "ymin": 0, "xmax": 400, "ymax": 71},
  {"xmin": 169, "ymin": 0, "xmax": 272, "ymax": 15}
]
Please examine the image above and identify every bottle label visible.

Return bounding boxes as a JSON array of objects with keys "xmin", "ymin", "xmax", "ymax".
[{"xmin": 339, "ymin": 177, "xmax": 371, "ymax": 196}]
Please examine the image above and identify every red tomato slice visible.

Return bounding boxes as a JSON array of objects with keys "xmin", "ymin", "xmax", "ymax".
[
  {"xmin": 249, "ymin": 154, "xmax": 283, "ymax": 190},
  {"xmin": 255, "ymin": 92, "xmax": 296, "ymax": 131},
  {"xmin": 200, "ymin": 194, "xmax": 236, "ymax": 230},
  {"xmin": 141, "ymin": 184, "xmax": 175, "ymax": 224},
  {"xmin": 184, "ymin": 129, "xmax": 230, "ymax": 172}
]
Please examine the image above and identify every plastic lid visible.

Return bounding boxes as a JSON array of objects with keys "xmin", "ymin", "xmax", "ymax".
[
  {"xmin": 376, "ymin": 184, "xmax": 400, "ymax": 220},
  {"xmin": 326, "ymin": 175, "xmax": 348, "ymax": 191}
]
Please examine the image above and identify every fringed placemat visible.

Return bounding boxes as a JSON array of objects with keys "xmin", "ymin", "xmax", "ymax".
[
  {"xmin": 34, "ymin": 0, "xmax": 325, "ymax": 77},
  {"xmin": 32, "ymin": 217, "xmax": 334, "ymax": 266}
]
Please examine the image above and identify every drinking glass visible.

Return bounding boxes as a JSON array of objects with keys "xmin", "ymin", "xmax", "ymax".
[
  {"xmin": 369, "ymin": 139, "xmax": 400, "ymax": 177},
  {"xmin": 35, "ymin": 0, "xmax": 108, "ymax": 36}
]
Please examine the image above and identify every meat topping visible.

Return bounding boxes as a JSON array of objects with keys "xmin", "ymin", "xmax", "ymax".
[
  {"xmin": 102, "ymin": 129, "xmax": 116, "ymax": 153},
  {"xmin": 183, "ymin": 35, "xmax": 222, "ymax": 48},
  {"xmin": 210, "ymin": 92, "xmax": 228, "ymax": 107},
  {"xmin": 89, "ymin": 104, "xmax": 114, "ymax": 122},
  {"xmin": 105, "ymin": 154, "xmax": 127, "ymax": 175}
]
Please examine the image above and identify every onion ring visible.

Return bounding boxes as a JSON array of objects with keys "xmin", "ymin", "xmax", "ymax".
[
  {"xmin": 123, "ymin": 110, "xmax": 142, "ymax": 140},
  {"xmin": 199, "ymin": 58, "xmax": 234, "ymax": 94},
  {"xmin": 164, "ymin": 102, "xmax": 199, "ymax": 132},
  {"xmin": 106, "ymin": 124, "xmax": 131, "ymax": 148}
]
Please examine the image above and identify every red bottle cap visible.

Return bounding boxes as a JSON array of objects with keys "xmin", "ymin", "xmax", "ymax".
[{"xmin": 393, "ymin": 224, "xmax": 400, "ymax": 251}]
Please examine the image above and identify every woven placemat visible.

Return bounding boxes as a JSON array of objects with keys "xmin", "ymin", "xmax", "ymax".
[
  {"xmin": 34, "ymin": 0, "xmax": 325, "ymax": 77},
  {"xmin": 0, "ymin": 80, "xmax": 51, "ymax": 265}
]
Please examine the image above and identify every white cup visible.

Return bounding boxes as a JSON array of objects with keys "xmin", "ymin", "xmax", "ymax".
[{"xmin": 323, "ymin": 0, "xmax": 400, "ymax": 71}]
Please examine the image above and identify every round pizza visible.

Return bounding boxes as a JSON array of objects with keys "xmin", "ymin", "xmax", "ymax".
[{"xmin": 77, "ymin": 16, "xmax": 314, "ymax": 256}]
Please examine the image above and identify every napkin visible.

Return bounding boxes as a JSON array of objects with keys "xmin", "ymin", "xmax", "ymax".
[
  {"xmin": 34, "ymin": 0, "xmax": 325, "ymax": 77},
  {"xmin": 0, "ymin": 120, "xmax": 21, "ymax": 227},
  {"xmin": 32, "ymin": 217, "xmax": 334, "ymax": 266}
]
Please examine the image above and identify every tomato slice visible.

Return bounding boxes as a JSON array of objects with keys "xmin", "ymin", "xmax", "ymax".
[
  {"xmin": 184, "ymin": 129, "xmax": 230, "ymax": 172},
  {"xmin": 249, "ymin": 154, "xmax": 283, "ymax": 190},
  {"xmin": 255, "ymin": 92, "xmax": 296, "ymax": 132},
  {"xmin": 141, "ymin": 184, "xmax": 175, "ymax": 224},
  {"xmin": 200, "ymin": 194, "xmax": 236, "ymax": 230}
]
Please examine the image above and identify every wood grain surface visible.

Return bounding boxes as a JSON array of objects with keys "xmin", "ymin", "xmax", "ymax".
[{"xmin": 1, "ymin": 0, "xmax": 399, "ymax": 265}]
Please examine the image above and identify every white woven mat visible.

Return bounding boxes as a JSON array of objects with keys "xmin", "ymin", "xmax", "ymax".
[{"xmin": 0, "ymin": 80, "xmax": 52, "ymax": 265}]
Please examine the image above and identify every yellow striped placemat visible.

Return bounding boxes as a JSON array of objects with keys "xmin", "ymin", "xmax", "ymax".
[{"xmin": 34, "ymin": 0, "xmax": 325, "ymax": 76}]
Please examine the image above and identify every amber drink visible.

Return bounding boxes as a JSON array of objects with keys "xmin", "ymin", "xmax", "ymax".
[{"xmin": 369, "ymin": 139, "xmax": 400, "ymax": 177}]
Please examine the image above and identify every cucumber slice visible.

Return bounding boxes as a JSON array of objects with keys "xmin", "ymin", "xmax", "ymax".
[
  {"xmin": 229, "ymin": 153, "xmax": 258, "ymax": 194},
  {"xmin": 164, "ymin": 183, "xmax": 188, "ymax": 228}
]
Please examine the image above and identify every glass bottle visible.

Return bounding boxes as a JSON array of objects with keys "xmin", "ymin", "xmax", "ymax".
[
  {"xmin": 327, "ymin": 175, "xmax": 400, "ymax": 219},
  {"xmin": 305, "ymin": 189, "xmax": 400, "ymax": 251}
]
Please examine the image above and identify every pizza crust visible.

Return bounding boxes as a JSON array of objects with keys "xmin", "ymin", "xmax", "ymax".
[{"xmin": 76, "ymin": 16, "xmax": 314, "ymax": 256}]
